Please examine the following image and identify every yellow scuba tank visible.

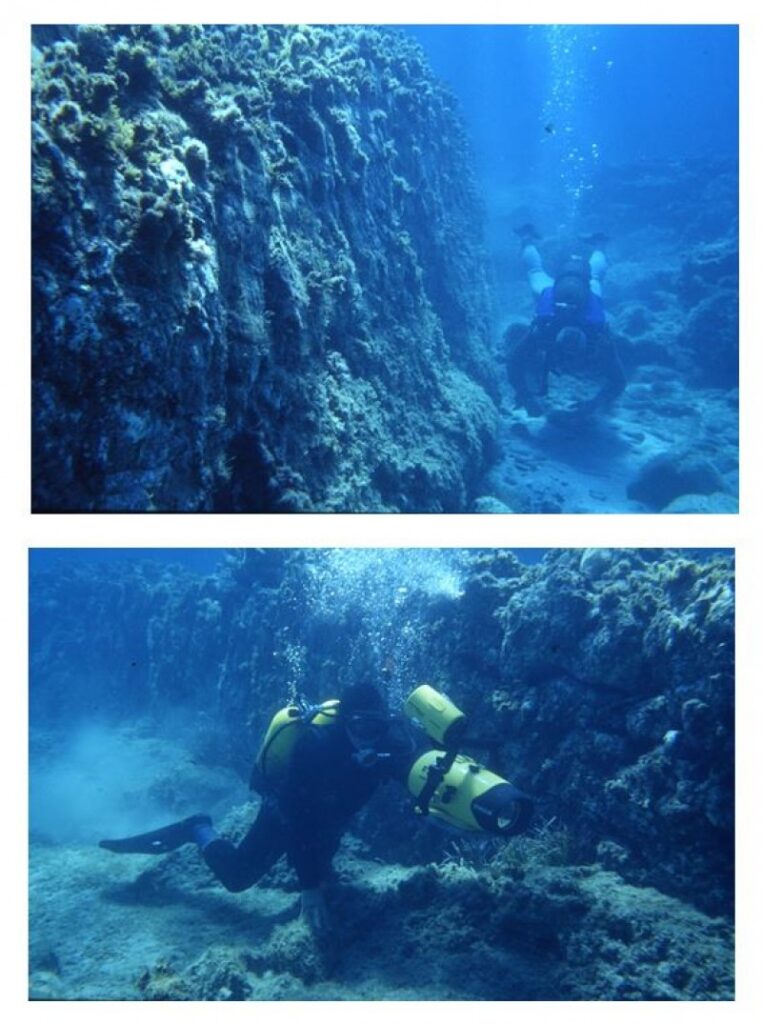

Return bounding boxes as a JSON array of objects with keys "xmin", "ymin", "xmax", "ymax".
[
  {"xmin": 253, "ymin": 699, "xmax": 340, "ymax": 792},
  {"xmin": 406, "ymin": 750, "xmax": 532, "ymax": 836},
  {"xmin": 404, "ymin": 684, "xmax": 467, "ymax": 749}
]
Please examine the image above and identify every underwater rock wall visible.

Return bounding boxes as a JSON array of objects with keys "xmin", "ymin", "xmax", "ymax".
[
  {"xmin": 30, "ymin": 549, "xmax": 734, "ymax": 918},
  {"xmin": 341, "ymin": 549, "xmax": 734, "ymax": 917},
  {"xmin": 485, "ymin": 549, "xmax": 734, "ymax": 916},
  {"xmin": 32, "ymin": 25, "xmax": 497, "ymax": 512}
]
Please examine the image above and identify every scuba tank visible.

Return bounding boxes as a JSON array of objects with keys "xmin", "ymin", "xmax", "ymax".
[
  {"xmin": 403, "ymin": 685, "xmax": 533, "ymax": 837},
  {"xmin": 251, "ymin": 699, "xmax": 340, "ymax": 793}
]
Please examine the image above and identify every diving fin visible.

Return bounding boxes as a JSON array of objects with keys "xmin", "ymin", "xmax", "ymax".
[{"xmin": 99, "ymin": 814, "xmax": 212, "ymax": 854}]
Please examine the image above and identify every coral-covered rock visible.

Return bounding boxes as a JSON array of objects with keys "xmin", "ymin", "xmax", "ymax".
[
  {"xmin": 626, "ymin": 447, "xmax": 726, "ymax": 510},
  {"xmin": 32, "ymin": 26, "xmax": 497, "ymax": 511},
  {"xmin": 490, "ymin": 550, "xmax": 734, "ymax": 915}
]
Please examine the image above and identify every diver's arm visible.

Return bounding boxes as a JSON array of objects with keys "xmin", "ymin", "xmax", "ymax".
[
  {"xmin": 279, "ymin": 727, "xmax": 330, "ymax": 824},
  {"xmin": 280, "ymin": 729, "xmax": 347, "ymax": 891}
]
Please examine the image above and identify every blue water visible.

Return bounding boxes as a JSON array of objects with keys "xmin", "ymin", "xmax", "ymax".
[
  {"xmin": 29, "ymin": 547, "xmax": 548, "ymax": 576},
  {"xmin": 31, "ymin": 548, "xmax": 227, "ymax": 576},
  {"xmin": 403, "ymin": 25, "xmax": 738, "ymax": 186},
  {"xmin": 389, "ymin": 24, "xmax": 739, "ymax": 513}
]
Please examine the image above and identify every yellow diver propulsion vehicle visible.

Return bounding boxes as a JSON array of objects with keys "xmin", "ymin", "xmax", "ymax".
[
  {"xmin": 404, "ymin": 684, "xmax": 467, "ymax": 749},
  {"xmin": 251, "ymin": 698, "xmax": 340, "ymax": 792},
  {"xmin": 403, "ymin": 684, "xmax": 533, "ymax": 837}
]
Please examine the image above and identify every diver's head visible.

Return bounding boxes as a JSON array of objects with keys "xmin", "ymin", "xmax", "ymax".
[
  {"xmin": 554, "ymin": 255, "xmax": 591, "ymax": 314},
  {"xmin": 340, "ymin": 682, "xmax": 390, "ymax": 749}
]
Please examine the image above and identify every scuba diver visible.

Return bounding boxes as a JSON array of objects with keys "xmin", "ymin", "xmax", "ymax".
[
  {"xmin": 99, "ymin": 682, "xmax": 532, "ymax": 936},
  {"xmin": 507, "ymin": 224, "xmax": 626, "ymax": 420}
]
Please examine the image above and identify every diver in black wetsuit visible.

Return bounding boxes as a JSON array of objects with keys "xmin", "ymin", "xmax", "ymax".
[
  {"xmin": 100, "ymin": 684, "xmax": 401, "ymax": 934},
  {"xmin": 100, "ymin": 683, "xmax": 533, "ymax": 936},
  {"xmin": 507, "ymin": 225, "xmax": 626, "ymax": 419}
]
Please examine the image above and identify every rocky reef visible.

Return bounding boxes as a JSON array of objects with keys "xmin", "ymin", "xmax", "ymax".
[
  {"xmin": 29, "ymin": 548, "xmax": 734, "ymax": 999},
  {"xmin": 32, "ymin": 26, "xmax": 496, "ymax": 511}
]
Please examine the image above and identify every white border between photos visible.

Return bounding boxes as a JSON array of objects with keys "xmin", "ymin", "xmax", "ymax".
[{"xmin": 5, "ymin": 0, "xmax": 761, "ymax": 1021}]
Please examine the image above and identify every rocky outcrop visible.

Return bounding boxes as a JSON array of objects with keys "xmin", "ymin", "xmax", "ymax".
[
  {"xmin": 626, "ymin": 447, "xmax": 727, "ymax": 509},
  {"xmin": 491, "ymin": 550, "xmax": 734, "ymax": 916},
  {"xmin": 32, "ymin": 26, "xmax": 497, "ymax": 511}
]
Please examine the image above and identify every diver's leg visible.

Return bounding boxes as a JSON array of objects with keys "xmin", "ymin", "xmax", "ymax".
[
  {"xmin": 286, "ymin": 827, "xmax": 343, "ymax": 891},
  {"xmin": 522, "ymin": 244, "xmax": 554, "ymax": 296},
  {"xmin": 589, "ymin": 249, "xmax": 606, "ymax": 298},
  {"xmin": 201, "ymin": 799, "xmax": 287, "ymax": 893}
]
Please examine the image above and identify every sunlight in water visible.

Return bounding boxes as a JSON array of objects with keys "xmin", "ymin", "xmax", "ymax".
[{"xmin": 539, "ymin": 25, "xmax": 604, "ymax": 229}]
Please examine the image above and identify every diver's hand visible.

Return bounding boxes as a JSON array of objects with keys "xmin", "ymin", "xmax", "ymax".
[{"xmin": 300, "ymin": 887, "xmax": 330, "ymax": 936}]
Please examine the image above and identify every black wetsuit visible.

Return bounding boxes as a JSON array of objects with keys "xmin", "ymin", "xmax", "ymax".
[
  {"xmin": 508, "ymin": 284, "xmax": 626, "ymax": 416},
  {"xmin": 203, "ymin": 723, "xmax": 393, "ymax": 892}
]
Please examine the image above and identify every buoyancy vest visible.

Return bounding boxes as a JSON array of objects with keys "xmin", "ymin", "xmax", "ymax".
[{"xmin": 536, "ymin": 285, "xmax": 606, "ymax": 326}]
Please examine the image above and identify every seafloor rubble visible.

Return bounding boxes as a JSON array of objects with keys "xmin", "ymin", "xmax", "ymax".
[
  {"xmin": 29, "ymin": 823, "xmax": 733, "ymax": 1000},
  {"xmin": 29, "ymin": 549, "xmax": 734, "ymax": 999},
  {"xmin": 32, "ymin": 25, "xmax": 496, "ymax": 512}
]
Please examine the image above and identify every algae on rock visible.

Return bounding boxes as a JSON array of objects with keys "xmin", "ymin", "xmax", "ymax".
[{"xmin": 32, "ymin": 25, "xmax": 497, "ymax": 511}]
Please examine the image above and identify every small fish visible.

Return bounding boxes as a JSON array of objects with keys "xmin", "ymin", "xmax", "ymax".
[{"xmin": 544, "ymin": 122, "xmax": 555, "ymax": 135}]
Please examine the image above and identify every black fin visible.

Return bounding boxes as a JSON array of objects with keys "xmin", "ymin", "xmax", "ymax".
[{"xmin": 99, "ymin": 814, "xmax": 211, "ymax": 854}]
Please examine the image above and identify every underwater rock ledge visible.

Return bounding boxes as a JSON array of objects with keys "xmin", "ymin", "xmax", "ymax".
[{"xmin": 32, "ymin": 25, "xmax": 497, "ymax": 512}]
